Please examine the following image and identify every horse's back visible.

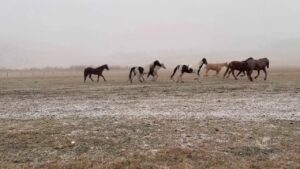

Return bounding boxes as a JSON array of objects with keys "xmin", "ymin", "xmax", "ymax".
[
  {"xmin": 255, "ymin": 58, "xmax": 269, "ymax": 69},
  {"xmin": 84, "ymin": 67, "xmax": 93, "ymax": 72}
]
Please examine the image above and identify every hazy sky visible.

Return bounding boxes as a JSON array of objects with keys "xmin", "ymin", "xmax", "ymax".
[{"xmin": 0, "ymin": 0, "xmax": 300, "ymax": 68}]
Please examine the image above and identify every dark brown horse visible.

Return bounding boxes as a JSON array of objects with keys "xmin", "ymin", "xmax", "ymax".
[
  {"xmin": 245, "ymin": 57, "xmax": 270, "ymax": 81},
  {"xmin": 84, "ymin": 64, "xmax": 109, "ymax": 83},
  {"xmin": 223, "ymin": 59, "xmax": 249, "ymax": 80}
]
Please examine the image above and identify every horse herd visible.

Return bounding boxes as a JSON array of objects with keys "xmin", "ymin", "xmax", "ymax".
[{"xmin": 83, "ymin": 57, "xmax": 270, "ymax": 83}]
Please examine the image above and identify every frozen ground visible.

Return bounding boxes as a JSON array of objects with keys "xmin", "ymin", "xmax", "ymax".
[
  {"xmin": 0, "ymin": 70, "xmax": 299, "ymax": 121},
  {"xmin": 0, "ymin": 69, "xmax": 299, "ymax": 168}
]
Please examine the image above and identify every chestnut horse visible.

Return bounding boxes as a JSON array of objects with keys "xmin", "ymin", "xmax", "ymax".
[{"xmin": 205, "ymin": 62, "xmax": 228, "ymax": 76}]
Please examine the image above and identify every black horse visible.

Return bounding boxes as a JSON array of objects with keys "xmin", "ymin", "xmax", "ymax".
[{"xmin": 84, "ymin": 64, "xmax": 109, "ymax": 83}]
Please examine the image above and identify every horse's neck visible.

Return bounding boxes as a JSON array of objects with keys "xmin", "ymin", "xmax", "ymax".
[
  {"xmin": 153, "ymin": 65, "xmax": 161, "ymax": 72},
  {"xmin": 191, "ymin": 61, "xmax": 203, "ymax": 69},
  {"xmin": 96, "ymin": 67, "xmax": 104, "ymax": 72}
]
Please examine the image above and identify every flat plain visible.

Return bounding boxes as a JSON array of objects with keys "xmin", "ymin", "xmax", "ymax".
[{"xmin": 0, "ymin": 69, "xmax": 299, "ymax": 168}]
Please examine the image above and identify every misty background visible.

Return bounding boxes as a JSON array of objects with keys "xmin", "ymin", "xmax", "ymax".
[{"xmin": 0, "ymin": 0, "xmax": 300, "ymax": 69}]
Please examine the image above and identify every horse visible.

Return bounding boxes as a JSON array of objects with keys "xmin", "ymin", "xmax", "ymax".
[
  {"xmin": 244, "ymin": 57, "xmax": 270, "ymax": 81},
  {"xmin": 147, "ymin": 60, "xmax": 166, "ymax": 81},
  {"xmin": 171, "ymin": 58, "xmax": 207, "ymax": 83},
  {"xmin": 223, "ymin": 60, "xmax": 248, "ymax": 80},
  {"xmin": 170, "ymin": 65, "xmax": 194, "ymax": 83},
  {"xmin": 205, "ymin": 62, "xmax": 228, "ymax": 76},
  {"xmin": 194, "ymin": 58, "xmax": 208, "ymax": 81},
  {"xmin": 129, "ymin": 66, "xmax": 145, "ymax": 83},
  {"xmin": 84, "ymin": 64, "xmax": 109, "ymax": 83}
]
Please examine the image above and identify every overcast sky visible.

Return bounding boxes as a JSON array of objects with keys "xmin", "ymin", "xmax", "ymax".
[{"xmin": 0, "ymin": 0, "xmax": 300, "ymax": 68}]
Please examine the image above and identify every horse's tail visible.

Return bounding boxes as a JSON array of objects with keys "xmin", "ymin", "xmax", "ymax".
[
  {"xmin": 170, "ymin": 65, "xmax": 180, "ymax": 80},
  {"xmin": 266, "ymin": 59, "xmax": 270, "ymax": 68},
  {"xmin": 129, "ymin": 67, "xmax": 136, "ymax": 83},
  {"xmin": 223, "ymin": 64, "xmax": 231, "ymax": 79}
]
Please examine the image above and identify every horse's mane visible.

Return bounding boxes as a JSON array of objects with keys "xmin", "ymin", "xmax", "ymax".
[
  {"xmin": 245, "ymin": 57, "xmax": 254, "ymax": 61},
  {"xmin": 153, "ymin": 60, "xmax": 162, "ymax": 67},
  {"xmin": 96, "ymin": 64, "xmax": 108, "ymax": 69},
  {"xmin": 258, "ymin": 58, "xmax": 269, "ymax": 61}
]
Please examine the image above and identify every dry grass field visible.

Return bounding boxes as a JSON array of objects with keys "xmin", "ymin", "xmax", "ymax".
[{"xmin": 0, "ymin": 68, "xmax": 299, "ymax": 169}]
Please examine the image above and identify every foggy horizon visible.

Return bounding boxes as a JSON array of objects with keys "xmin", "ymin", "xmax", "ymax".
[{"xmin": 1, "ymin": 0, "xmax": 300, "ymax": 69}]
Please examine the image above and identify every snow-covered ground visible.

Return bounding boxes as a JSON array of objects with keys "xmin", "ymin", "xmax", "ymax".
[{"xmin": 1, "ymin": 71, "xmax": 299, "ymax": 121}]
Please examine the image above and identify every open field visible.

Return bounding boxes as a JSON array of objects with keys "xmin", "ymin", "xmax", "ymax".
[{"xmin": 0, "ymin": 69, "xmax": 299, "ymax": 168}]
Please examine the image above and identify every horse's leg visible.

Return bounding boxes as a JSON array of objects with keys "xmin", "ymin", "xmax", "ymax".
[
  {"xmin": 205, "ymin": 69, "xmax": 209, "ymax": 77},
  {"xmin": 141, "ymin": 75, "xmax": 145, "ymax": 82},
  {"xmin": 236, "ymin": 70, "xmax": 243, "ymax": 77},
  {"xmin": 180, "ymin": 73, "xmax": 184, "ymax": 83},
  {"xmin": 227, "ymin": 71, "xmax": 230, "ymax": 78},
  {"xmin": 216, "ymin": 69, "xmax": 220, "ymax": 77},
  {"xmin": 101, "ymin": 75, "xmax": 106, "ymax": 81},
  {"xmin": 225, "ymin": 70, "xmax": 229, "ymax": 78},
  {"xmin": 263, "ymin": 68, "xmax": 267, "ymax": 80},
  {"xmin": 97, "ymin": 75, "xmax": 100, "ymax": 82},
  {"xmin": 152, "ymin": 73, "xmax": 158, "ymax": 81},
  {"xmin": 176, "ymin": 74, "xmax": 180, "ymax": 83},
  {"xmin": 240, "ymin": 71, "xmax": 245, "ymax": 77},
  {"xmin": 247, "ymin": 70, "xmax": 253, "ymax": 82},
  {"xmin": 138, "ymin": 74, "xmax": 143, "ymax": 83},
  {"xmin": 232, "ymin": 70, "xmax": 238, "ymax": 80},
  {"xmin": 226, "ymin": 70, "xmax": 231, "ymax": 79},
  {"xmin": 89, "ymin": 74, "xmax": 94, "ymax": 82},
  {"xmin": 255, "ymin": 70, "xmax": 260, "ymax": 79}
]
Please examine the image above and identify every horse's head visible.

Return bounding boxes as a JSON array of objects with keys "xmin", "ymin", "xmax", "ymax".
[
  {"xmin": 153, "ymin": 60, "xmax": 161, "ymax": 67},
  {"xmin": 104, "ymin": 64, "xmax": 110, "ymax": 70},
  {"xmin": 160, "ymin": 63, "xmax": 166, "ymax": 69},
  {"xmin": 202, "ymin": 58, "xmax": 208, "ymax": 65},
  {"xmin": 265, "ymin": 58, "xmax": 270, "ymax": 68}
]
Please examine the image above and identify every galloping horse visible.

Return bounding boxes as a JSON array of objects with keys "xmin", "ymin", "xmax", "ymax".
[
  {"xmin": 223, "ymin": 60, "xmax": 249, "ymax": 80},
  {"xmin": 129, "ymin": 66, "xmax": 145, "ymax": 83},
  {"xmin": 147, "ymin": 60, "xmax": 166, "ymax": 81},
  {"xmin": 205, "ymin": 62, "xmax": 228, "ymax": 76},
  {"xmin": 171, "ymin": 58, "xmax": 207, "ymax": 83},
  {"xmin": 84, "ymin": 64, "xmax": 109, "ymax": 83},
  {"xmin": 170, "ymin": 65, "xmax": 194, "ymax": 83},
  {"xmin": 244, "ymin": 57, "xmax": 270, "ymax": 81},
  {"xmin": 194, "ymin": 58, "xmax": 208, "ymax": 81}
]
